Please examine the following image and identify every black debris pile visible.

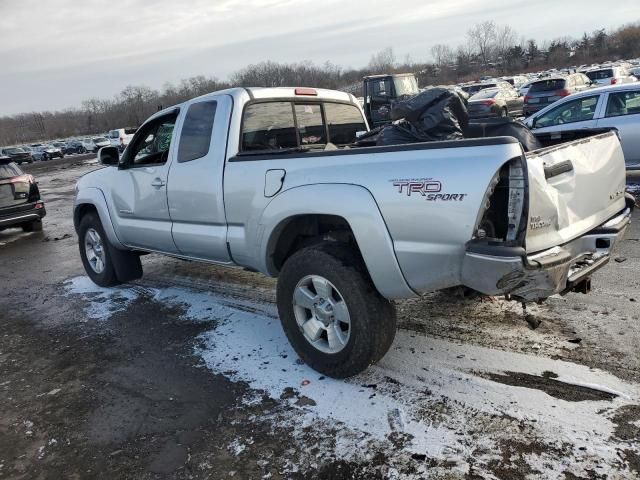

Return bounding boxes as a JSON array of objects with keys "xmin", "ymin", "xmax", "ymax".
[{"xmin": 376, "ymin": 87, "xmax": 469, "ymax": 146}]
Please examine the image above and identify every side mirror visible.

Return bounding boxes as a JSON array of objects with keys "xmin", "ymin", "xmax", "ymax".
[{"xmin": 98, "ymin": 146, "xmax": 119, "ymax": 166}]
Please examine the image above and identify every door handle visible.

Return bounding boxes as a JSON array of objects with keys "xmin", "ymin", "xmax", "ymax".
[{"xmin": 151, "ymin": 178, "xmax": 166, "ymax": 188}]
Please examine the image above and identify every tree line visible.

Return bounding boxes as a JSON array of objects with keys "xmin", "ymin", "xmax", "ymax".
[{"xmin": 1, "ymin": 21, "xmax": 638, "ymax": 146}]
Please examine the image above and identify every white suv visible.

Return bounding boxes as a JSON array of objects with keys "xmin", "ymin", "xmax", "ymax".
[
  {"xmin": 585, "ymin": 66, "xmax": 637, "ymax": 86},
  {"xmin": 108, "ymin": 127, "xmax": 137, "ymax": 151}
]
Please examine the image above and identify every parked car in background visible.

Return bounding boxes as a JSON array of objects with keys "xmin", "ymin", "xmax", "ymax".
[
  {"xmin": 64, "ymin": 140, "xmax": 87, "ymax": 155},
  {"xmin": 0, "ymin": 147, "xmax": 33, "ymax": 165},
  {"xmin": 77, "ymin": 138, "xmax": 97, "ymax": 153},
  {"xmin": 52, "ymin": 141, "xmax": 69, "ymax": 154},
  {"xmin": 467, "ymin": 88, "xmax": 524, "ymax": 119},
  {"xmin": 0, "ymin": 158, "xmax": 46, "ymax": 232},
  {"xmin": 30, "ymin": 144, "xmax": 64, "ymax": 161},
  {"xmin": 523, "ymin": 73, "xmax": 593, "ymax": 116},
  {"xmin": 501, "ymin": 75, "xmax": 528, "ymax": 88},
  {"xmin": 585, "ymin": 66, "xmax": 637, "ymax": 86},
  {"xmin": 92, "ymin": 137, "xmax": 110, "ymax": 151},
  {"xmin": 460, "ymin": 81, "xmax": 515, "ymax": 96},
  {"xmin": 518, "ymin": 81, "xmax": 533, "ymax": 97},
  {"xmin": 525, "ymin": 83, "xmax": 640, "ymax": 170},
  {"xmin": 108, "ymin": 127, "xmax": 137, "ymax": 151}
]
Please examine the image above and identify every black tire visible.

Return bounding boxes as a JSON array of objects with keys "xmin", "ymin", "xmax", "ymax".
[
  {"xmin": 78, "ymin": 212, "xmax": 120, "ymax": 287},
  {"xmin": 277, "ymin": 243, "xmax": 396, "ymax": 378},
  {"xmin": 21, "ymin": 220, "xmax": 43, "ymax": 232}
]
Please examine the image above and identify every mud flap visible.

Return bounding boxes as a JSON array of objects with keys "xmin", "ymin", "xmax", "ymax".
[{"xmin": 107, "ymin": 243, "xmax": 143, "ymax": 282}]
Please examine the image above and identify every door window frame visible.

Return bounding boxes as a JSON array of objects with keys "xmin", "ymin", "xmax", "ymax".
[
  {"xmin": 602, "ymin": 90, "xmax": 640, "ymax": 119},
  {"xmin": 534, "ymin": 94, "xmax": 603, "ymax": 128},
  {"xmin": 119, "ymin": 109, "xmax": 179, "ymax": 169}
]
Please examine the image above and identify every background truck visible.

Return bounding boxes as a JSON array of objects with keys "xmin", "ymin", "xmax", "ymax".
[
  {"xmin": 362, "ymin": 73, "xmax": 420, "ymax": 127},
  {"xmin": 74, "ymin": 86, "xmax": 632, "ymax": 378}
]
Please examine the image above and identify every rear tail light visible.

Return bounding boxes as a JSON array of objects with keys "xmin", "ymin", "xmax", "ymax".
[
  {"xmin": 524, "ymin": 95, "xmax": 532, "ymax": 103},
  {"xmin": 611, "ymin": 78, "xmax": 618, "ymax": 85},
  {"xmin": 553, "ymin": 89, "xmax": 570, "ymax": 97},
  {"xmin": 473, "ymin": 157, "xmax": 527, "ymax": 244},
  {"xmin": 35, "ymin": 201, "xmax": 44, "ymax": 209},
  {"xmin": 482, "ymin": 100, "xmax": 496, "ymax": 106}
]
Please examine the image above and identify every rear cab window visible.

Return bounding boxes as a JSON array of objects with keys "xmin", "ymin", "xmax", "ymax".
[
  {"xmin": 241, "ymin": 101, "xmax": 366, "ymax": 152},
  {"xmin": 529, "ymin": 79, "xmax": 566, "ymax": 93}
]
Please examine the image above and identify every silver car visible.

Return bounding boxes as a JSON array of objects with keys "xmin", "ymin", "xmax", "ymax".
[{"xmin": 525, "ymin": 83, "xmax": 640, "ymax": 170}]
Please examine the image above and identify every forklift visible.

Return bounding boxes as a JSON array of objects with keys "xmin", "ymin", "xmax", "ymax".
[{"xmin": 362, "ymin": 73, "xmax": 420, "ymax": 127}]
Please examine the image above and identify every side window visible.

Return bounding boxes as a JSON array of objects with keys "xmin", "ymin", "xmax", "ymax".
[
  {"xmin": 127, "ymin": 114, "xmax": 177, "ymax": 166},
  {"xmin": 536, "ymin": 95, "xmax": 599, "ymax": 127},
  {"xmin": 371, "ymin": 79, "xmax": 392, "ymax": 97},
  {"xmin": 325, "ymin": 103, "xmax": 367, "ymax": 145},
  {"xmin": 177, "ymin": 101, "xmax": 217, "ymax": 163},
  {"xmin": 605, "ymin": 91, "xmax": 640, "ymax": 118},
  {"xmin": 294, "ymin": 104, "xmax": 326, "ymax": 146},
  {"xmin": 242, "ymin": 102, "xmax": 297, "ymax": 151}
]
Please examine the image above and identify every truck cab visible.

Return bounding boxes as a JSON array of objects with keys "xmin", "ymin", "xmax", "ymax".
[{"xmin": 362, "ymin": 73, "xmax": 420, "ymax": 127}]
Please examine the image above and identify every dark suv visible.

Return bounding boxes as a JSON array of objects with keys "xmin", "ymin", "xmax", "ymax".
[
  {"xmin": 523, "ymin": 74, "xmax": 592, "ymax": 117},
  {"xmin": 0, "ymin": 158, "xmax": 46, "ymax": 232}
]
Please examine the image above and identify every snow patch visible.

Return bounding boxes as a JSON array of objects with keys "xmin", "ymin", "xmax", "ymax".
[
  {"xmin": 64, "ymin": 276, "xmax": 640, "ymax": 477},
  {"xmin": 64, "ymin": 276, "xmax": 139, "ymax": 320}
]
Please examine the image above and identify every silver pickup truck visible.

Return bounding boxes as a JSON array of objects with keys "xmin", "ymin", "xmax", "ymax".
[{"xmin": 74, "ymin": 87, "xmax": 632, "ymax": 377}]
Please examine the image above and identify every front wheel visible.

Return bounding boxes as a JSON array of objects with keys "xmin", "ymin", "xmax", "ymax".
[
  {"xmin": 277, "ymin": 243, "xmax": 397, "ymax": 378},
  {"xmin": 78, "ymin": 213, "xmax": 121, "ymax": 287}
]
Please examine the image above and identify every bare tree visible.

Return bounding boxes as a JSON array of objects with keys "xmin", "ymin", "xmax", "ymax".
[
  {"xmin": 495, "ymin": 25, "xmax": 517, "ymax": 68},
  {"xmin": 467, "ymin": 21, "xmax": 497, "ymax": 66},
  {"xmin": 367, "ymin": 47, "xmax": 396, "ymax": 72},
  {"xmin": 431, "ymin": 44, "xmax": 454, "ymax": 67}
]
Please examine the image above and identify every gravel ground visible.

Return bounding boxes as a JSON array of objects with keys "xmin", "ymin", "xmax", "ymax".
[{"xmin": 0, "ymin": 159, "xmax": 638, "ymax": 479}]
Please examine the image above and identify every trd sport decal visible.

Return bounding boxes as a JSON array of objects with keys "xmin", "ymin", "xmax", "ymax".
[{"xmin": 391, "ymin": 178, "xmax": 467, "ymax": 202}]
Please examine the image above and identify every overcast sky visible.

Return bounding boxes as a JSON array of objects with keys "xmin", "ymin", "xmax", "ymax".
[{"xmin": 0, "ymin": 0, "xmax": 636, "ymax": 115}]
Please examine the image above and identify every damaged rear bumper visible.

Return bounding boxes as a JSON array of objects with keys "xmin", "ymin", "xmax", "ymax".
[{"xmin": 461, "ymin": 207, "xmax": 632, "ymax": 302}]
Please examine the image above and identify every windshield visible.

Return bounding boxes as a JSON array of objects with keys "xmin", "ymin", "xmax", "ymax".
[
  {"xmin": 5, "ymin": 148, "xmax": 22, "ymax": 154},
  {"xmin": 109, "ymin": 131, "xmax": 119, "ymax": 138},
  {"xmin": 394, "ymin": 76, "xmax": 419, "ymax": 97},
  {"xmin": 93, "ymin": 137, "xmax": 108, "ymax": 142},
  {"xmin": 586, "ymin": 69, "xmax": 614, "ymax": 80}
]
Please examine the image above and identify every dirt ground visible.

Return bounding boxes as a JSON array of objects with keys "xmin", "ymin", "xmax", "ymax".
[{"xmin": 0, "ymin": 159, "xmax": 639, "ymax": 479}]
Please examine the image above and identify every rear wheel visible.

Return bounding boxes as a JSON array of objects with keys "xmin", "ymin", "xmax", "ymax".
[
  {"xmin": 78, "ymin": 213, "xmax": 120, "ymax": 287},
  {"xmin": 277, "ymin": 243, "xmax": 397, "ymax": 378}
]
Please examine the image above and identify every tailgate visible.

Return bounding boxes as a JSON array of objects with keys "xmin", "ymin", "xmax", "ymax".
[{"xmin": 525, "ymin": 132, "xmax": 626, "ymax": 253}]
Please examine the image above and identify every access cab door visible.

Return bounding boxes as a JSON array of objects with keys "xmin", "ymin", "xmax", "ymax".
[
  {"xmin": 166, "ymin": 95, "xmax": 232, "ymax": 262},
  {"xmin": 110, "ymin": 110, "xmax": 179, "ymax": 253}
]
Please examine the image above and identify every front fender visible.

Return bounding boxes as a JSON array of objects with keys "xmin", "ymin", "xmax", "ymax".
[
  {"xmin": 74, "ymin": 187, "xmax": 126, "ymax": 249},
  {"xmin": 258, "ymin": 184, "xmax": 416, "ymax": 300}
]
